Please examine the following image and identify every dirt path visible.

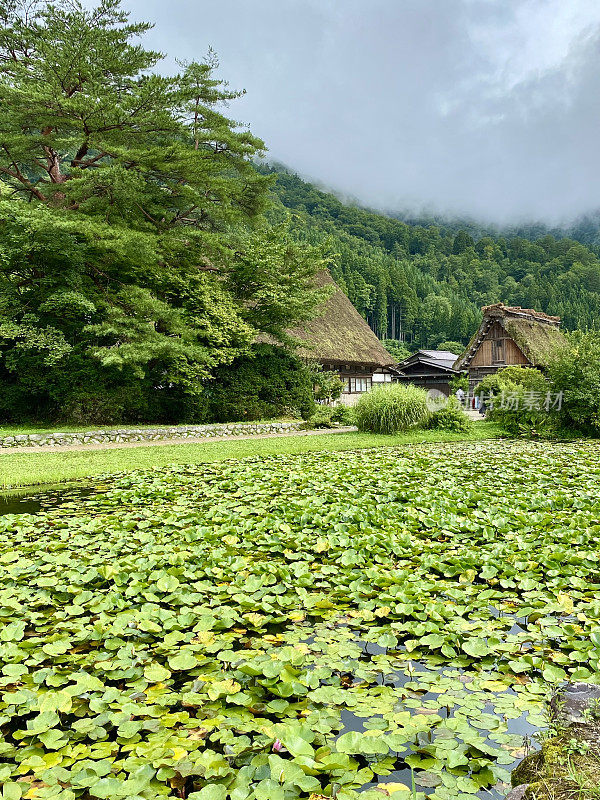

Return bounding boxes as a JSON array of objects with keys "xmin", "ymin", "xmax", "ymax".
[{"xmin": 2, "ymin": 426, "xmax": 358, "ymax": 455}]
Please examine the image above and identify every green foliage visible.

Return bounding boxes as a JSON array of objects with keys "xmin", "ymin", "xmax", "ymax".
[
  {"xmin": 429, "ymin": 396, "xmax": 472, "ymax": 432},
  {"xmin": 203, "ymin": 345, "xmax": 316, "ymax": 422},
  {"xmin": 302, "ymin": 406, "xmax": 335, "ymax": 428},
  {"xmin": 449, "ymin": 373, "xmax": 469, "ymax": 393},
  {"xmin": 0, "ymin": 2, "xmax": 326, "ymax": 423},
  {"xmin": 476, "ymin": 366, "xmax": 551, "ymax": 435},
  {"xmin": 307, "ymin": 362, "xmax": 344, "ymax": 403},
  {"xmin": 437, "ymin": 341, "xmax": 465, "ymax": 355},
  {"xmin": 330, "ymin": 404, "xmax": 354, "ymax": 425},
  {"xmin": 476, "ymin": 366, "xmax": 548, "ymax": 396},
  {"xmin": 303, "ymin": 403, "xmax": 353, "ymax": 429},
  {"xmin": 381, "ymin": 339, "xmax": 411, "ymax": 362},
  {"xmin": 354, "ymin": 383, "xmax": 431, "ymax": 433},
  {"xmin": 546, "ymin": 330, "xmax": 600, "ymax": 435},
  {"xmin": 0, "ymin": 441, "xmax": 599, "ymax": 796}
]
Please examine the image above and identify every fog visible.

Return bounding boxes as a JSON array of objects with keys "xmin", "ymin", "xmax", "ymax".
[{"xmin": 124, "ymin": 0, "xmax": 600, "ymax": 224}]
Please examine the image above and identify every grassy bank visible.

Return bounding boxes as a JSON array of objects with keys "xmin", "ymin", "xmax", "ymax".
[{"xmin": 0, "ymin": 422, "xmax": 502, "ymax": 489}]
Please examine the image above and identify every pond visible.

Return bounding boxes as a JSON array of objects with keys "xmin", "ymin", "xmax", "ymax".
[
  {"xmin": 0, "ymin": 483, "xmax": 95, "ymax": 516},
  {"xmin": 0, "ymin": 441, "xmax": 598, "ymax": 800}
]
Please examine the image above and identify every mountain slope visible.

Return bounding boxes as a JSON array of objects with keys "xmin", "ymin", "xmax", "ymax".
[{"xmin": 263, "ymin": 165, "xmax": 600, "ymax": 348}]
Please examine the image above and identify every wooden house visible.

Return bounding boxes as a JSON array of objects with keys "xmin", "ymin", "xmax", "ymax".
[
  {"xmin": 290, "ymin": 271, "xmax": 398, "ymax": 405},
  {"xmin": 393, "ymin": 350, "xmax": 461, "ymax": 395},
  {"xmin": 453, "ymin": 303, "xmax": 566, "ymax": 390}
]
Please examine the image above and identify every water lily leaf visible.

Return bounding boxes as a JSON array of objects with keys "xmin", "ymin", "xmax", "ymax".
[
  {"xmin": 282, "ymin": 734, "xmax": 314, "ymax": 758},
  {"xmin": 0, "ymin": 621, "xmax": 25, "ymax": 642},
  {"xmin": 143, "ymin": 663, "xmax": 171, "ymax": 683},
  {"xmin": 188, "ymin": 786, "xmax": 227, "ymax": 800},
  {"xmin": 462, "ymin": 639, "xmax": 491, "ymax": 658},
  {"xmin": 3, "ymin": 442, "xmax": 600, "ymax": 800},
  {"xmin": 542, "ymin": 664, "xmax": 567, "ymax": 682},
  {"xmin": 415, "ymin": 771, "xmax": 442, "ymax": 787},
  {"xmin": 168, "ymin": 651, "xmax": 199, "ymax": 671},
  {"xmin": 207, "ymin": 679, "xmax": 241, "ymax": 700},
  {"xmin": 2, "ymin": 783, "xmax": 22, "ymax": 800},
  {"xmin": 446, "ymin": 749, "xmax": 469, "ymax": 768},
  {"xmin": 377, "ymin": 784, "xmax": 411, "ymax": 797}
]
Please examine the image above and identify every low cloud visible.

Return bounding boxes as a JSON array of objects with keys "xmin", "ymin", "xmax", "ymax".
[{"xmin": 124, "ymin": 0, "xmax": 600, "ymax": 223}]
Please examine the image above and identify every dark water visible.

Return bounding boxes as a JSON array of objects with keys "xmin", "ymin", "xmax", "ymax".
[
  {"xmin": 0, "ymin": 484, "xmax": 94, "ymax": 516},
  {"xmin": 344, "ymin": 639, "xmax": 543, "ymax": 798}
]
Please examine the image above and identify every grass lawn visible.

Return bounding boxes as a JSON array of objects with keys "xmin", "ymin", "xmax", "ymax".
[{"xmin": 0, "ymin": 422, "xmax": 502, "ymax": 489}]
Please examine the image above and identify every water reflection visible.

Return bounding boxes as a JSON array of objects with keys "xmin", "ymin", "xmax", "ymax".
[{"xmin": 0, "ymin": 484, "xmax": 94, "ymax": 516}]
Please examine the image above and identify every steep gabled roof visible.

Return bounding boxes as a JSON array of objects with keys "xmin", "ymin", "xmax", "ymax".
[
  {"xmin": 453, "ymin": 303, "xmax": 566, "ymax": 370},
  {"xmin": 289, "ymin": 271, "xmax": 397, "ymax": 367}
]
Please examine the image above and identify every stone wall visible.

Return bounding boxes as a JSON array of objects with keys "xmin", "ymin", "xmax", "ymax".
[{"xmin": 0, "ymin": 422, "xmax": 304, "ymax": 449}]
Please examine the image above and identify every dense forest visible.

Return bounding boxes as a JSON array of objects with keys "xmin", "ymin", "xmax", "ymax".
[{"xmin": 262, "ymin": 165, "xmax": 600, "ymax": 350}]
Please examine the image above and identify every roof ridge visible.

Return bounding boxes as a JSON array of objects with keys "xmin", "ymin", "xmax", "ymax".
[{"xmin": 482, "ymin": 302, "xmax": 561, "ymax": 326}]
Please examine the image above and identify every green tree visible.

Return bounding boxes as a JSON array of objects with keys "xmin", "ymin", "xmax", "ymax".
[
  {"xmin": 547, "ymin": 331, "xmax": 600, "ymax": 435},
  {"xmin": 0, "ymin": 1, "xmax": 325, "ymax": 421},
  {"xmin": 0, "ymin": 0, "xmax": 268, "ymax": 225},
  {"xmin": 452, "ymin": 230, "xmax": 475, "ymax": 254}
]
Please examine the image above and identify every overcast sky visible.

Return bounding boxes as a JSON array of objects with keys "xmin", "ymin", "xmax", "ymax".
[{"xmin": 125, "ymin": 0, "xmax": 600, "ymax": 223}]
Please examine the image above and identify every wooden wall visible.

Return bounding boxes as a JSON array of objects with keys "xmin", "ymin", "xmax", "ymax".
[{"xmin": 470, "ymin": 323, "xmax": 530, "ymax": 368}]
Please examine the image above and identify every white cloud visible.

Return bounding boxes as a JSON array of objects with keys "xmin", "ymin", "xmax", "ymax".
[{"xmin": 117, "ymin": 0, "xmax": 600, "ymax": 222}]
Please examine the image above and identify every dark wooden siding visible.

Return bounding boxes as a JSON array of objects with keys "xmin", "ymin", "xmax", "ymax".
[{"xmin": 470, "ymin": 323, "xmax": 530, "ymax": 368}]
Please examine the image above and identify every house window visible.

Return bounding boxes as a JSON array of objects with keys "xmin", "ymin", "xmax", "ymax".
[
  {"xmin": 492, "ymin": 339, "xmax": 505, "ymax": 363},
  {"xmin": 345, "ymin": 376, "xmax": 372, "ymax": 393}
]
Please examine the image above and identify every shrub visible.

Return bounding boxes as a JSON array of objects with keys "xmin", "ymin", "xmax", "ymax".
[
  {"xmin": 331, "ymin": 404, "xmax": 353, "ymax": 425},
  {"xmin": 204, "ymin": 345, "xmax": 316, "ymax": 422},
  {"xmin": 303, "ymin": 406, "xmax": 334, "ymax": 428},
  {"xmin": 475, "ymin": 366, "xmax": 551, "ymax": 435},
  {"xmin": 354, "ymin": 384, "xmax": 431, "ymax": 434},
  {"xmin": 308, "ymin": 363, "xmax": 345, "ymax": 403},
  {"xmin": 476, "ymin": 366, "xmax": 547, "ymax": 396},
  {"xmin": 429, "ymin": 396, "xmax": 472, "ymax": 432},
  {"xmin": 449, "ymin": 373, "xmax": 469, "ymax": 393},
  {"xmin": 546, "ymin": 331, "xmax": 600, "ymax": 435},
  {"xmin": 303, "ymin": 403, "xmax": 354, "ymax": 429}
]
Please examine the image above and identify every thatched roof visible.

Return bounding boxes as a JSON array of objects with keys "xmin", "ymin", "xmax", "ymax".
[
  {"xmin": 454, "ymin": 303, "xmax": 566, "ymax": 370},
  {"xmin": 290, "ymin": 271, "xmax": 397, "ymax": 367}
]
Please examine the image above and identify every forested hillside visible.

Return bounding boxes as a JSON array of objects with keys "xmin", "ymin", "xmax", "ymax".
[{"xmin": 263, "ymin": 166, "xmax": 600, "ymax": 349}]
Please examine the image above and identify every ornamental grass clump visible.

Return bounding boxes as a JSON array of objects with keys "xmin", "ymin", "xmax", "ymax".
[{"xmin": 354, "ymin": 383, "xmax": 431, "ymax": 434}]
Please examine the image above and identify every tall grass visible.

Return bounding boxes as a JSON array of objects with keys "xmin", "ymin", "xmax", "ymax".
[{"xmin": 354, "ymin": 384, "xmax": 431, "ymax": 434}]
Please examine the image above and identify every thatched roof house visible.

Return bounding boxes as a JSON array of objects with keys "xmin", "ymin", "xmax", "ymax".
[
  {"xmin": 454, "ymin": 303, "xmax": 566, "ymax": 389},
  {"xmin": 290, "ymin": 271, "xmax": 397, "ymax": 404}
]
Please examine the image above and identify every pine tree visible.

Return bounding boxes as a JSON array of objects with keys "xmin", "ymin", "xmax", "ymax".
[{"xmin": 0, "ymin": 1, "xmax": 327, "ymax": 421}]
